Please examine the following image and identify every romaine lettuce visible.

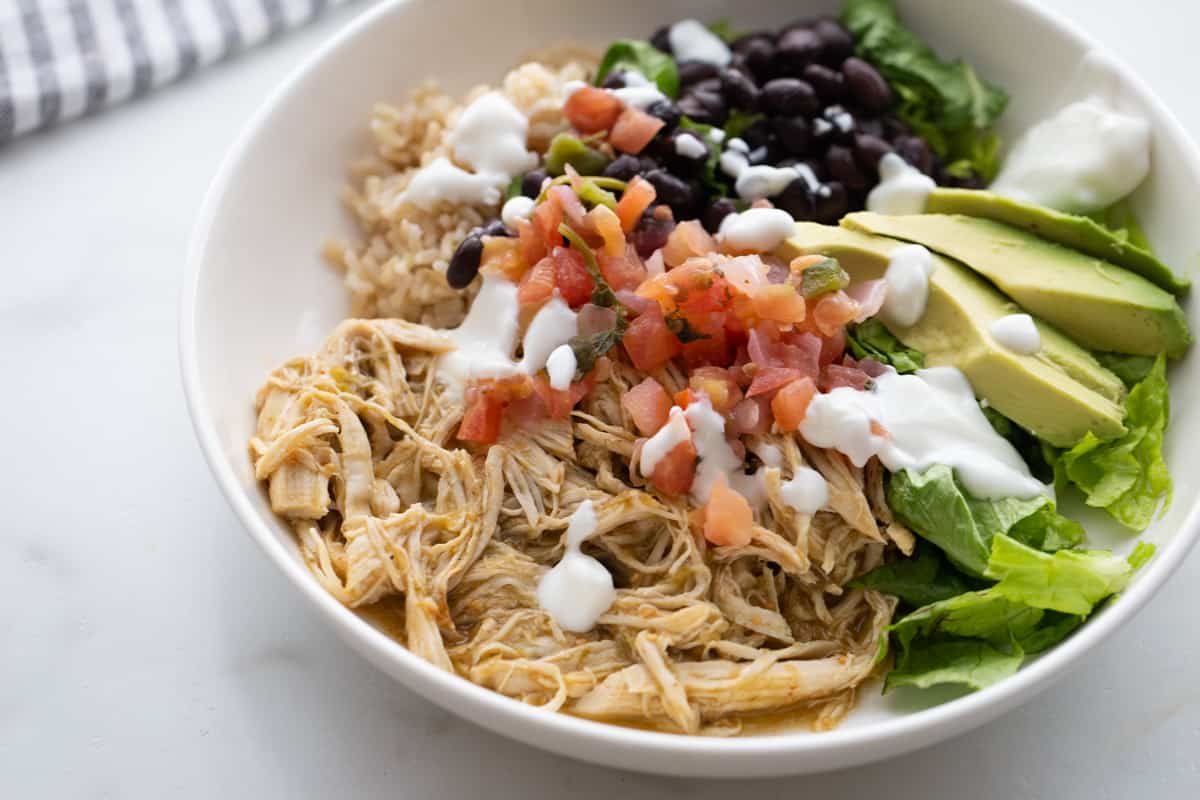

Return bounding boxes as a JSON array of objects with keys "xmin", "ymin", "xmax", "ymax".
[
  {"xmin": 1057, "ymin": 355, "xmax": 1172, "ymax": 531},
  {"xmin": 846, "ymin": 319, "xmax": 924, "ymax": 374},
  {"xmin": 851, "ymin": 542, "xmax": 977, "ymax": 608},
  {"xmin": 886, "ymin": 465, "xmax": 1082, "ymax": 577},
  {"xmin": 984, "ymin": 534, "xmax": 1136, "ymax": 615}
]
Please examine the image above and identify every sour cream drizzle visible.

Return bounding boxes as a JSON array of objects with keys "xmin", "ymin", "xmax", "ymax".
[
  {"xmin": 537, "ymin": 501, "xmax": 616, "ymax": 633},
  {"xmin": 398, "ymin": 92, "xmax": 535, "ymax": 209},
  {"xmin": 880, "ymin": 244, "xmax": 936, "ymax": 327},
  {"xmin": 990, "ymin": 313, "xmax": 1041, "ymax": 355},
  {"xmin": 780, "ymin": 467, "xmax": 828, "ymax": 515},
  {"xmin": 866, "ymin": 153, "xmax": 935, "ymax": 215},
  {"xmin": 719, "ymin": 208, "xmax": 798, "ymax": 253},
  {"xmin": 799, "ymin": 367, "xmax": 1046, "ymax": 499},
  {"xmin": 668, "ymin": 19, "xmax": 732, "ymax": 67}
]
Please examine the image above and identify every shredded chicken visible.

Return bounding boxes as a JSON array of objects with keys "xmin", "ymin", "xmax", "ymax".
[{"xmin": 251, "ymin": 318, "xmax": 904, "ymax": 734}]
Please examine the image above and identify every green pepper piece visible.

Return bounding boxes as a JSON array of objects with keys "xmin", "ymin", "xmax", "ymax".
[
  {"xmin": 800, "ymin": 257, "xmax": 851, "ymax": 298},
  {"xmin": 545, "ymin": 134, "xmax": 611, "ymax": 177}
]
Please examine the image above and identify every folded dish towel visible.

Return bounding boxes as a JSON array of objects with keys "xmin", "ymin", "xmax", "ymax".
[{"xmin": 0, "ymin": 0, "xmax": 353, "ymax": 145}]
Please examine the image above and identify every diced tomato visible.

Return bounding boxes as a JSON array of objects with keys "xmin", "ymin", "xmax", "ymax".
[
  {"xmin": 517, "ymin": 256, "xmax": 556, "ymax": 308},
  {"xmin": 748, "ymin": 326, "xmax": 820, "ymax": 379},
  {"xmin": 563, "ymin": 86, "xmax": 623, "ymax": 134},
  {"xmin": 479, "ymin": 236, "xmax": 525, "ymax": 282},
  {"xmin": 616, "ymin": 176, "xmax": 656, "ymax": 232},
  {"xmin": 649, "ymin": 439, "xmax": 697, "ymax": 495},
  {"xmin": 587, "ymin": 204, "xmax": 626, "ymax": 257},
  {"xmin": 730, "ymin": 396, "xmax": 772, "ymax": 435},
  {"xmin": 551, "ymin": 246, "xmax": 595, "ymax": 308},
  {"xmin": 622, "ymin": 377, "xmax": 673, "ymax": 435},
  {"xmin": 517, "ymin": 219, "xmax": 547, "ymax": 266},
  {"xmin": 820, "ymin": 363, "xmax": 871, "ymax": 392},
  {"xmin": 549, "ymin": 184, "xmax": 588, "ymax": 228},
  {"xmin": 681, "ymin": 327, "xmax": 730, "ymax": 368},
  {"xmin": 530, "ymin": 372, "xmax": 593, "ymax": 420},
  {"xmin": 811, "ymin": 290, "xmax": 861, "ymax": 336},
  {"xmin": 752, "ymin": 283, "xmax": 807, "ymax": 325},
  {"xmin": 609, "ymin": 107, "xmax": 666, "ymax": 154},
  {"xmin": 530, "ymin": 200, "xmax": 564, "ymax": 258},
  {"xmin": 746, "ymin": 366, "xmax": 805, "ymax": 398},
  {"xmin": 598, "ymin": 245, "xmax": 647, "ymax": 291},
  {"xmin": 689, "ymin": 366, "xmax": 743, "ymax": 413},
  {"xmin": 858, "ymin": 357, "xmax": 889, "ymax": 378},
  {"xmin": 771, "ymin": 376, "xmax": 817, "ymax": 433},
  {"xmin": 674, "ymin": 388, "xmax": 699, "ymax": 408},
  {"xmin": 622, "ymin": 304, "xmax": 682, "ymax": 371},
  {"xmin": 819, "ymin": 327, "xmax": 847, "ymax": 367},
  {"xmin": 506, "ymin": 392, "xmax": 549, "ymax": 428},
  {"xmin": 703, "ymin": 475, "xmax": 754, "ymax": 547},
  {"xmin": 577, "ymin": 303, "xmax": 617, "ymax": 335},
  {"xmin": 458, "ymin": 387, "xmax": 505, "ymax": 443},
  {"xmin": 661, "ymin": 221, "xmax": 717, "ymax": 268},
  {"xmin": 846, "ymin": 279, "xmax": 887, "ymax": 322}
]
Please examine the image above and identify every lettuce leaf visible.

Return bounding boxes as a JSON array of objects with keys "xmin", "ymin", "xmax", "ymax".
[
  {"xmin": 1094, "ymin": 352, "xmax": 1157, "ymax": 389},
  {"xmin": 851, "ymin": 542, "xmax": 978, "ymax": 608},
  {"xmin": 846, "ymin": 319, "xmax": 924, "ymax": 373},
  {"xmin": 842, "ymin": 0, "xmax": 1008, "ymax": 182},
  {"xmin": 595, "ymin": 40, "xmax": 679, "ymax": 97},
  {"xmin": 885, "ymin": 637, "xmax": 1024, "ymax": 692},
  {"xmin": 887, "ymin": 466, "xmax": 1083, "ymax": 577},
  {"xmin": 1058, "ymin": 355, "xmax": 1172, "ymax": 531},
  {"xmin": 984, "ymin": 534, "xmax": 1136, "ymax": 615}
]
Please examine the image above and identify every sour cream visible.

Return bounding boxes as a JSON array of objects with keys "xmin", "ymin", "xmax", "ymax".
[
  {"xmin": 799, "ymin": 367, "xmax": 1046, "ymax": 499},
  {"xmin": 546, "ymin": 344, "xmax": 577, "ymax": 391},
  {"xmin": 610, "ymin": 86, "xmax": 668, "ymax": 110},
  {"xmin": 990, "ymin": 313, "xmax": 1041, "ymax": 355},
  {"xmin": 399, "ymin": 92, "xmax": 535, "ymax": 209},
  {"xmin": 668, "ymin": 19, "xmax": 732, "ymax": 67},
  {"xmin": 501, "ymin": 195, "xmax": 535, "ymax": 228},
  {"xmin": 780, "ymin": 467, "xmax": 828, "ymax": 515},
  {"xmin": 735, "ymin": 163, "xmax": 818, "ymax": 202},
  {"xmin": 537, "ymin": 501, "xmax": 616, "ymax": 632},
  {"xmin": 674, "ymin": 132, "xmax": 708, "ymax": 160},
  {"xmin": 640, "ymin": 407, "xmax": 691, "ymax": 476},
  {"xmin": 684, "ymin": 397, "xmax": 766, "ymax": 508},
  {"xmin": 880, "ymin": 244, "xmax": 936, "ymax": 327},
  {"xmin": 991, "ymin": 96, "xmax": 1150, "ymax": 214},
  {"xmin": 866, "ymin": 153, "xmax": 936, "ymax": 216},
  {"xmin": 518, "ymin": 295, "xmax": 577, "ymax": 374},
  {"xmin": 719, "ymin": 208, "xmax": 798, "ymax": 252}
]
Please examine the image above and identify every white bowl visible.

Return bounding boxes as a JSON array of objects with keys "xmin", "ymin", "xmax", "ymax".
[{"xmin": 181, "ymin": 0, "xmax": 1200, "ymax": 777}]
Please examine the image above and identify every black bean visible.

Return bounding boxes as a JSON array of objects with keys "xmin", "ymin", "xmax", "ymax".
[
  {"xmin": 638, "ymin": 155, "xmax": 660, "ymax": 173},
  {"xmin": 772, "ymin": 115, "xmax": 811, "ymax": 155},
  {"xmin": 826, "ymin": 144, "xmax": 868, "ymax": 189},
  {"xmin": 823, "ymin": 105, "xmax": 857, "ymax": 143},
  {"xmin": 677, "ymin": 60, "xmax": 720, "ymax": 87},
  {"xmin": 702, "ymin": 198, "xmax": 738, "ymax": 234},
  {"xmin": 813, "ymin": 19, "xmax": 855, "ymax": 64},
  {"xmin": 601, "ymin": 70, "xmax": 627, "ymax": 90},
  {"xmin": 650, "ymin": 25, "xmax": 672, "ymax": 54},
  {"xmin": 735, "ymin": 35, "xmax": 777, "ymax": 80},
  {"xmin": 803, "ymin": 158, "xmax": 829, "ymax": 182},
  {"xmin": 843, "ymin": 57, "xmax": 893, "ymax": 113},
  {"xmin": 813, "ymin": 181, "xmax": 849, "ymax": 224},
  {"xmin": 632, "ymin": 208, "xmax": 676, "ymax": 257},
  {"xmin": 480, "ymin": 219, "xmax": 509, "ymax": 237},
  {"xmin": 727, "ymin": 54, "xmax": 757, "ymax": 80},
  {"xmin": 774, "ymin": 178, "xmax": 816, "ymax": 220},
  {"xmin": 603, "ymin": 154, "xmax": 642, "ymax": 182},
  {"xmin": 520, "ymin": 169, "xmax": 548, "ymax": 198},
  {"xmin": 803, "ymin": 64, "xmax": 845, "ymax": 103},
  {"xmin": 678, "ymin": 90, "xmax": 727, "ymax": 126},
  {"xmin": 853, "ymin": 133, "xmax": 892, "ymax": 173},
  {"xmin": 644, "ymin": 169, "xmax": 697, "ymax": 215},
  {"xmin": 664, "ymin": 131, "xmax": 710, "ymax": 178},
  {"xmin": 894, "ymin": 135, "xmax": 933, "ymax": 175},
  {"xmin": 644, "ymin": 99, "xmax": 681, "ymax": 131},
  {"xmin": 719, "ymin": 68, "xmax": 760, "ymax": 111},
  {"xmin": 856, "ymin": 116, "xmax": 885, "ymax": 139},
  {"xmin": 882, "ymin": 114, "xmax": 911, "ymax": 139},
  {"xmin": 447, "ymin": 235, "xmax": 483, "ymax": 289},
  {"xmin": 775, "ymin": 28, "xmax": 823, "ymax": 75},
  {"xmin": 761, "ymin": 78, "xmax": 819, "ymax": 116}
]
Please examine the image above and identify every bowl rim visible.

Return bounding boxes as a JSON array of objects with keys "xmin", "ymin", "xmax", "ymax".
[{"xmin": 180, "ymin": 0, "xmax": 1200, "ymax": 770}]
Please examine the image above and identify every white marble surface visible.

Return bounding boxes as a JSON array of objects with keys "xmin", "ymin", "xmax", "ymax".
[{"xmin": 2, "ymin": 1, "xmax": 1199, "ymax": 797}]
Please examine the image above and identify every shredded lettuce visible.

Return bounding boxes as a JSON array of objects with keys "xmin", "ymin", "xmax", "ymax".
[
  {"xmin": 841, "ymin": 0, "xmax": 1008, "ymax": 182},
  {"xmin": 595, "ymin": 40, "xmax": 679, "ymax": 98},
  {"xmin": 1056, "ymin": 355, "xmax": 1172, "ymax": 531},
  {"xmin": 846, "ymin": 318, "xmax": 924, "ymax": 373},
  {"xmin": 886, "ymin": 465, "xmax": 1083, "ymax": 578}
]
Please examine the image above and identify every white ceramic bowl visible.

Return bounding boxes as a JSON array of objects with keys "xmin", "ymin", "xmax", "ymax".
[{"xmin": 181, "ymin": 0, "xmax": 1200, "ymax": 777}]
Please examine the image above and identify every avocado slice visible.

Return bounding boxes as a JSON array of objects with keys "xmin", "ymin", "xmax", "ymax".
[
  {"xmin": 924, "ymin": 188, "xmax": 1189, "ymax": 294},
  {"xmin": 779, "ymin": 223, "xmax": 1128, "ymax": 447},
  {"xmin": 843, "ymin": 212, "xmax": 1191, "ymax": 358}
]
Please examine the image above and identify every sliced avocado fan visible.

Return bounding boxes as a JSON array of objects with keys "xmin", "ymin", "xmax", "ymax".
[
  {"xmin": 924, "ymin": 188, "xmax": 1189, "ymax": 294},
  {"xmin": 843, "ymin": 212, "xmax": 1191, "ymax": 359},
  {"xmin": 779, "ymin": 223, "xmax": 1127, "ymax": 448}
]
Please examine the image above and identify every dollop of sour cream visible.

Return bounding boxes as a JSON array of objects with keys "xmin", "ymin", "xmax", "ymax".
[
  {"xmin": 991, "ymin": 96, "xmax": 1150, "ymax": 214},
  {"xmin": 990, "ymin": 313, "xmax": 1041, "ymax": 355},
  {"xmin": 546, "ymin": 344, "xmax": 577, "ymax": 391},
  {"xmin": 668, "ymin": 19, "xmax": 732, "ymax": 67},
  {"xmin": 437, "ymin": 278, "xmax": 577, "ymax": 396},
  {"xmin": 719, "ymin": 208, "xmax": 798, "ymax": 253},
  {"xmin": 866, "ymin": 153, "xmax": 936, "ymax": 215},
  {"xmin": 398, "ymin": 92, "xmax": 534, "ymax": 209},
  {"xmin": 537, "ymin": 501, "xmax": 616, "ymax": 633},
  {"xmin": 734, "ymin": 163, "xmax": 819, "ymax": 202},
  {"xmin": 674, "ymin": 132, "xmax": 708, "ymax": 160},
  {"xmin": 780, "ymin": 467, "xmax": 828, "ymax": 515},
  {"xmin": 640, "ymin": 407, "xmax": 691, "ymax": 477},
  {"xmin": 880, "ymin": 244, "xmax": 936, "ymax": 327},
  {"xmin": 501, "ymin": 195, "xmax": 535, "ymax": 228},
  {"xmin": 799, "ymin": 367, "xmax": 1046, "ymax": 499}
]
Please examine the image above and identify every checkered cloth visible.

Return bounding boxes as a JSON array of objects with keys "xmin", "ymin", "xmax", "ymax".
[{"xmin": 0, "ymin": 0, "xmax": 353, "ymax": 144}]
